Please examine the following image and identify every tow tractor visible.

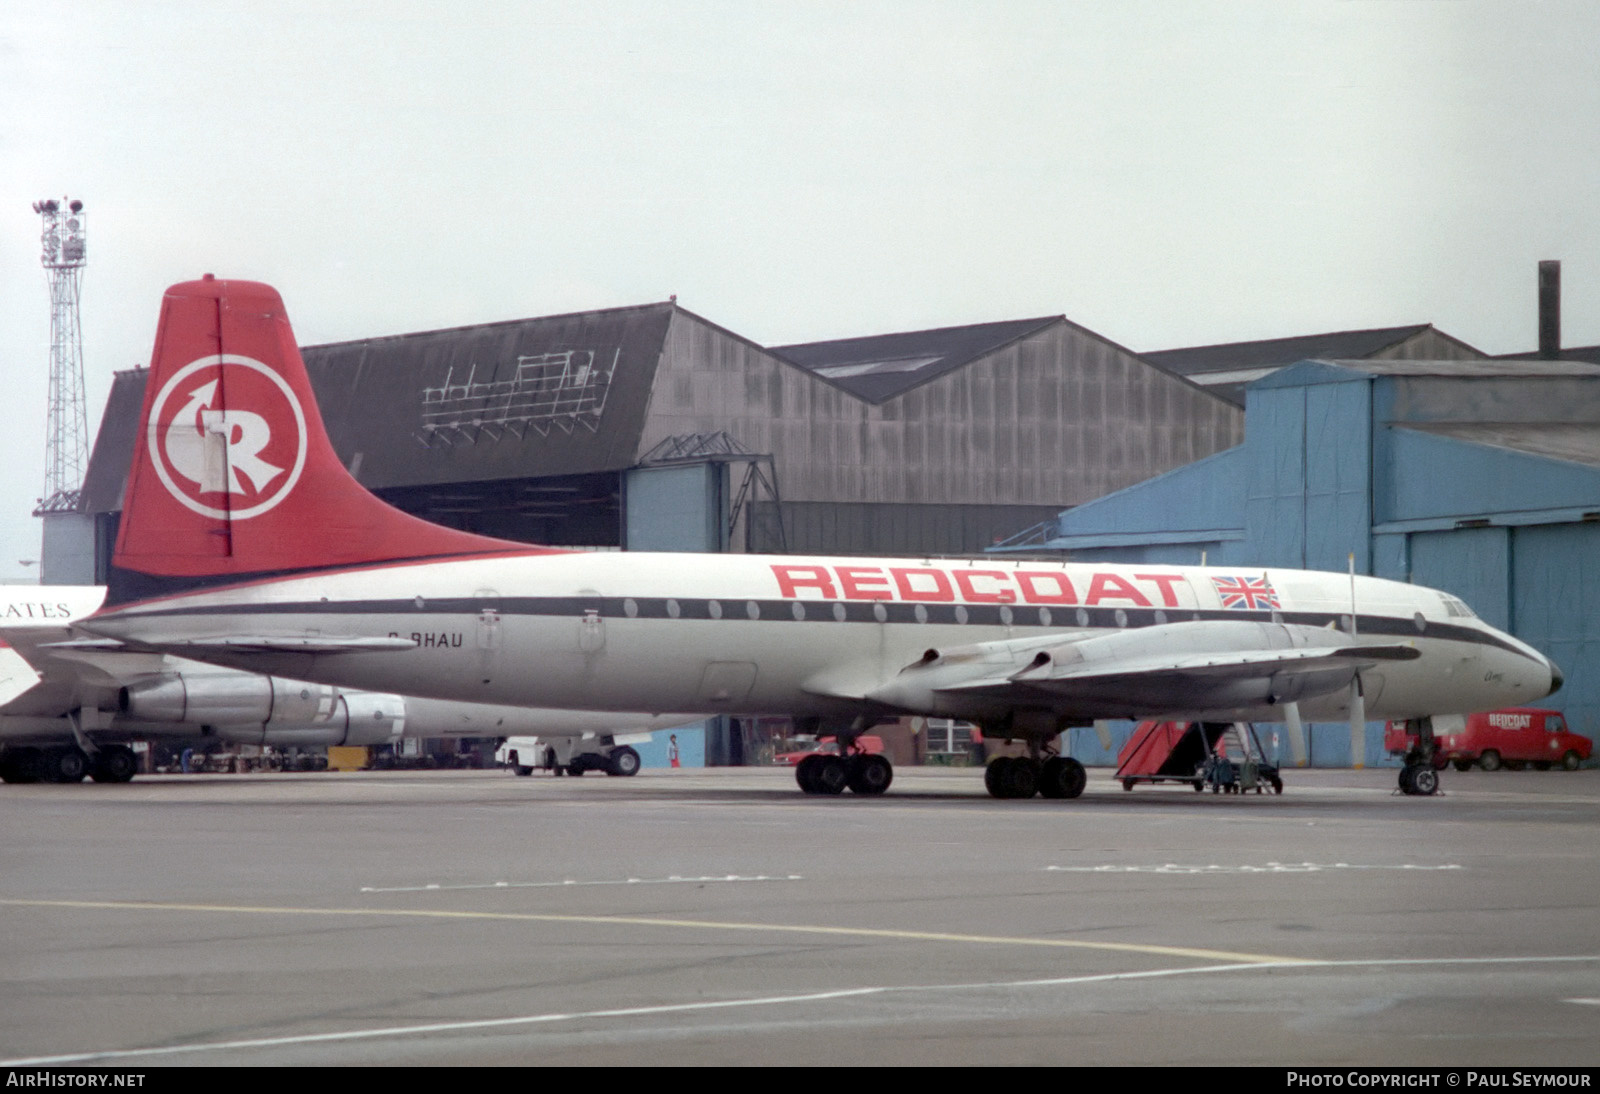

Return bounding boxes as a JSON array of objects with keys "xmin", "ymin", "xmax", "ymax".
[{"xmin": 497, "ymin": 734, "xmax": 646, "ymax": 777}]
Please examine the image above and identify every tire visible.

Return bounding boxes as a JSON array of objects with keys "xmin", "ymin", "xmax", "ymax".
[
  {"xmin": 1270, "ymin": 776, "xmax": 1283, "ymax": 794},
  {"xmin": 1040, "ymin": 757, "xmax": 1086, "ymax": 800},
  {"xmin": 1452, "ymin": 759, "xmax": 1472, "ymax": 772},
  {"xmin": 1410, "ymin": 766, "xmax": 1440, "ymax": 796},
  {"xmin": 813, "ymin": 755, "xmax": 848, "ymax": 795},
  {"xmin": 90, "ymin": 746, "xmax": 137, "ymax": 784},
  {"xmin": 846, "ymin": 754, "xmax": 893, "ymax": 795},
  {"xmin": 1003, "ymin": 758, "xmax": 1039, "ymax": 800},
  {"xmin": 1122, "ymin": 778, "xmax": 1136, "ymax": 792},
  {"xmin": 1192, "ymin": 778, "xmax": 1205, "ymax": 792},
  {"xmin": 1478, "ymin": 750, "xmax": 1501, "ymax": 772},
  {"xmin": 606, "ymin": 746, "xmax": 641, "ymax": 777},
  {"xmin": 984, "ymin": 757, "xmax": 1013, "ymax": 799},
  {"xmin": 1562, "ymin": 751, "xmax": 1582, "ymax": 771},
  {"xmin": 796, "ymin": 754, "xmax": 822, "ymax": 794},
  {"xmin": 46, "ymin": 747, "xmax": 89, "ymax": 783},
  {"xmin": 0, "ymin": 748, "xmax": 41, "ymax": 784},
  {"xmin": 1398, "ymin": 765, "xmax": 1416, "ymax": 795}
]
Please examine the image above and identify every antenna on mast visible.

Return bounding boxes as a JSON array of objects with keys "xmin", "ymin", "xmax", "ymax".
[{"xmin": 32, "ymin": 196, "xmax": 90, "ymax": 516}]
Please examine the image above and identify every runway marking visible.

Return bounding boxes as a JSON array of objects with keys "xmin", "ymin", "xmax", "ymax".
[
  {"xmin": 5, "ymin": 954, "xmax": 1597, "ymax": 1066},
  {"xmin": 359, "ymin": 874, "xmax": 803, "ymax": 893},
  {"xmin": 1565, "ymin": 998, "xmax": 1600, "ymax": 1006},
  {"xmin": 1046, "ymin": 861, "xmax": 1464, "ymax": 875},
  {"xmin": 0, "ymin": 896, "xmax": 1297, "ymax": 964}
]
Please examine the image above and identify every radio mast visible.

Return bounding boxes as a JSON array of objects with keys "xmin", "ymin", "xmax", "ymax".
[{"xmin": 32, "ymin": 196, "xmax": 89, "ymax": 515}]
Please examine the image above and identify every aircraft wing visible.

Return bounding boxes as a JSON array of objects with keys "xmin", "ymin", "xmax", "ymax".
[
  {"xmin": 862, "ymin": 620, "xmax": 1419, "ymax": 720},
  {"xmin": 950, "ymin": 643, "xmax": 1420, "ymax": 696},
  {"xmin": 0, "ymin": 642, "xmax": 44, "ymax": 706},
  {"xmin": 80, "ymin": 635, "xmax": 419, "ymax": 655}
]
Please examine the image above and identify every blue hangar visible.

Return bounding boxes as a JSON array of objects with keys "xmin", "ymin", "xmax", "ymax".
[{"xmin": 994, "ymin": 356, "xmax": 1600, "ymax": 766}]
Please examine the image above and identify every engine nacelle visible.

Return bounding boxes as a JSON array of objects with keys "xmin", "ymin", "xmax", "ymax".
[
  {"xmin": 120, "ymin": 673, "xmax": 337, "ymax": 726},
  {"xmin": 206, "ymin": 693, "xmax": 406, "ymax": 747},
  {"xmin": 119, "ymin": 673, "xmax": 405, "ymax": 746}
]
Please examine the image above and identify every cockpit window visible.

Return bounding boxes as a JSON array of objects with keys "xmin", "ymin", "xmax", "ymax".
[{"xmin": 1440, "ymin": 594, "xmax": 1477, "ymax": 619}]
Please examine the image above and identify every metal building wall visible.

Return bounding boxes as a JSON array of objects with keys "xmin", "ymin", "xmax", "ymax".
[
  {"xmin": 643, "ymin": 313, "xmax": 1242, "ymax": 512},
  {"xmin": 996, "ymin": 361, "xmax": 1600, "ymax": 757}
]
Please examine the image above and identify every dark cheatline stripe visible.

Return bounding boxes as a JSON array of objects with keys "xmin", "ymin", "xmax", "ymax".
[{"xmin": 105, "ymin": 596, "xmax": 1539, "ymax": 662}]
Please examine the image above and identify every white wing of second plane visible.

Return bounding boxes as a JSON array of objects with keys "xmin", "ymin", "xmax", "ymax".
[{"xmin": 0, "ymin": 641, "xmax": 43, "ymax": 707}]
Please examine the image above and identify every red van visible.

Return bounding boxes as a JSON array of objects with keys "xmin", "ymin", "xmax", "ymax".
[{"xmin": 1385, "ymin": 708, "xmax": 1590, "ymax": 772}]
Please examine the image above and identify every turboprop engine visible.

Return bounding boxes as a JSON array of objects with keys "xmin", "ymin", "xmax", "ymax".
[{"xmin": 118, "ymin": 673, "xmax": 406, "ymax": 747}]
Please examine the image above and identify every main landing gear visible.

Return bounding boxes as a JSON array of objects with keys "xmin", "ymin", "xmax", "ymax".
[
  {"xmin": 984, "ymin": 754, "xmax": 1087, "ymax": 800},
  {"xmin": 795, "ymin": 751, "xmax": 893, "ymax": 796}
]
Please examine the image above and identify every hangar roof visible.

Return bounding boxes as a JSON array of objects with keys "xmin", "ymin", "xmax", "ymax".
[
  {"xmin": 1141, "ymin": 325, "xmax": 1488, "ymax": 405},
  {"xmin": 1260, "ymin": 356, "xmax": 1600, "ymax": 383},
  {"xmin": 772, "ymin": 316, "xmax": 1062, "ymax": 404},
  {"xmin": 1143, "ymin": 325, "xmax": 1439, "ymax": 375},
  {"xmin": 1395, "ymin": 423, "xmax": 1600, "ymax": 469},
  {"xmin": 1493, "ymin": 345, "xmax": 1600, "ymax": 365}
]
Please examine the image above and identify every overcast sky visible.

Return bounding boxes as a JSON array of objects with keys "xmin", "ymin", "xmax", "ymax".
[{"xmin": 2, "ymin": 1, "xmax": 1597, "ymax": 580}]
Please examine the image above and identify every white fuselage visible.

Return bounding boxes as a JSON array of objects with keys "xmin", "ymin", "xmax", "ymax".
[
  {"xmin": 87, "ymin": 552, "xmax": 1561, "ymax": 726},
  {"xmin": 2, "ymin": 585, "xmax": 693, "ymax": 745}
]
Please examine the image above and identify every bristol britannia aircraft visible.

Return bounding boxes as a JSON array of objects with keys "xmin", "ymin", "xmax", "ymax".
[{"xmin": 81, "ymin": 277, "xmax": 1563, "ymax": 800}]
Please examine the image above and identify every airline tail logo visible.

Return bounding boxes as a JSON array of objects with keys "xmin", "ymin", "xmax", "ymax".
[{"xmin": 148, "ymin": 354, "xmax": 308, "ymax": 520}]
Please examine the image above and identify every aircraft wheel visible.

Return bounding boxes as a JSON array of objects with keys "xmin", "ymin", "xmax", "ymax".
[
  {"xmin": 813, "ymin": 755, "xmax": 848, "ymax": 795},
  {"xmin": 1398, "ymin": 765, "xmax": 1416, "ymax": 795},
  {"xmin": 984, "ymin": 757, "xmax": 1012, "ymax": 798},
  {"xmin": 796, "ymin": 754, "xmax": 822, "ymax": 794},
  {"xmin": 606, "ymin": 746, "xmax": 641, "ymax": 777},
  {"xmin": 0, "ymin": 748, "xmax": 41, "ymax": 784},
  {"xmin": 846, "ymin": 754, "xmax": 893, "ymax": 795},
  {"xmin": 1478, "ymin": 750, "xmax": 1501, "ymax": 772},
  {"xmin": 1004, "ymin": 758, "xmax": 1039, "ymax": 800},
  {"xmin": 1040, "ymin": 757, "xmax": 1086, "ymax": 800},
  {"xmin": 1410, "ymin": 766, "xmax": 1440, "ymax": 796},
  {"xmin": 1452, "ymin": 759, "xmax": 1473, "ymax": 772},
  {"xmin": 46, "ymin": 747, "xmax": 89, "ymax": 784},
  {"xmin": 1562, "ymin": 751, "xmax": 1582, "ymax": 771},
  {"xmin": 90, "ymin": 746, "xmax": 137, "ymax": 784}
]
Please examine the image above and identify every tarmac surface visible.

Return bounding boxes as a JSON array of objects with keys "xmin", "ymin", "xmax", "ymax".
[{"xmin": 1, "ymin": 764, "xmax": 1598, "ymax": 1067}]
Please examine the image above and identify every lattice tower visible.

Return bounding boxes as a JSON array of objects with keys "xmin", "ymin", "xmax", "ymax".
[{"xmin": 31, "ymin": 197, "xmax": 89, "ymax": 514}]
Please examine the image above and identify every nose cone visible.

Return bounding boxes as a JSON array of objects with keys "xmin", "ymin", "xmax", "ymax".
[{"xmin": 1547, "ymin": 657, "xmax": 1565, "ymax": 697}]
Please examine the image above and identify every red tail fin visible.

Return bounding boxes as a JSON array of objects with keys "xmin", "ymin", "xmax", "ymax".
[{"xmin": 112, "ymin": 277, "xmax": 538, "ymax": 601}]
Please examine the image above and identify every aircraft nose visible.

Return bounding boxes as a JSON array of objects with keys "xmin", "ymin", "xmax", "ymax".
[{"xmin": 1548, "ymin": 657, "xmax": 1565, "ymax": 697}]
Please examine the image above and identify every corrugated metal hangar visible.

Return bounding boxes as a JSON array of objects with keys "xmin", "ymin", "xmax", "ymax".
[
  {"xmin": 994, "ymin": 355, "xmax": 1600, "ymax": 764},
  {"xmin": 78, "ymin": 300, "xmax": 1242, "ymax": 568}
]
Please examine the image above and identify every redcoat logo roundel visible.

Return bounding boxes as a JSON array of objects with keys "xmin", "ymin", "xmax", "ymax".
[{"xmin": 147, "ymin": 355, "xmax": 308, "ymax": 520}]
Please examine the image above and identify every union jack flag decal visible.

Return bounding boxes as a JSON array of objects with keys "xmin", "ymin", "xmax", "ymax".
[{"xmin": 1212, "ymin": 575, "xmax": 1280, "ymax": 610}]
